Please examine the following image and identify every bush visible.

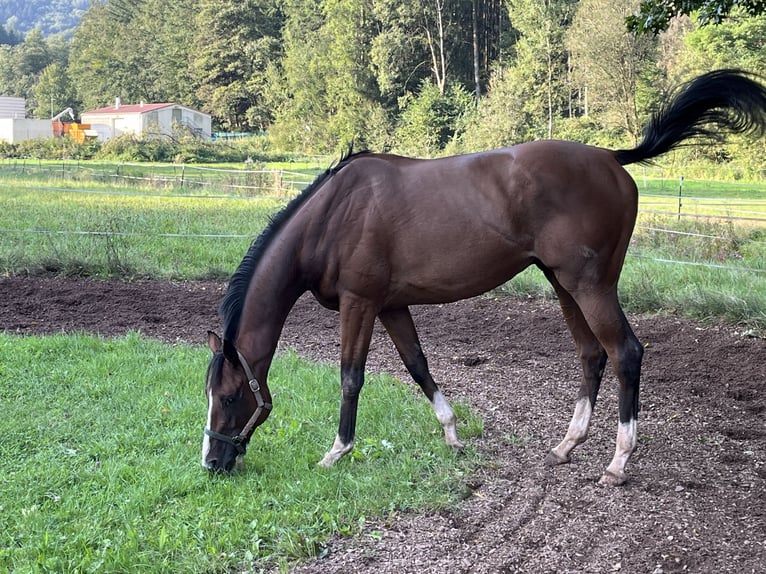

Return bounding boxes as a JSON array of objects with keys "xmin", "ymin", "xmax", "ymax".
[
  {"xmin": 0, "ymin": 130, "xmax": 288, "ymax": 164},
  {"xmin": 394, "ymin": 80, "xmax": 474, "ymax": 157},
  {"xmin": 0, "ymin": 137, "xmax": 100, "ymax": 160}
]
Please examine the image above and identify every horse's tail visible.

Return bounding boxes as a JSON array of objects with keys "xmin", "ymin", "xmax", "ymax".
[{"xmin": 614, "ymin": 69, "xmax": 766, "ymax": 166}]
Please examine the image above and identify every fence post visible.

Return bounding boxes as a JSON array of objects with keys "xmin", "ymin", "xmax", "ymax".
[
  {"xmin": 677, "ymin": 175, "xmax": 684, "ymax": 221},
  {"xmin": 180, "ymin": 163, "xmax": 185, "ymax": 188}
]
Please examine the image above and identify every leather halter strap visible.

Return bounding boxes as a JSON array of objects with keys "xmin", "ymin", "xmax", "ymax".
[{"xmin": 203, "ymin": 350, "xmax": 273, "ymax": 455}]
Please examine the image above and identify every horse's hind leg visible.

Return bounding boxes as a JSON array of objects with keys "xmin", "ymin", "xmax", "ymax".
[
  {"xmin": 542, "ymin": 274, "xmax": 608, "ymax": 467},
  {"xmin": 378, "ymin": 307, "xmax": 464, "ymax": 450},
  {"xmin": 570, "ymin": 290, "xmax": 643, "ymax": 486},
  {"xmin": 541, "ymin": 267, "xmax": 643, "ymax": 485}
]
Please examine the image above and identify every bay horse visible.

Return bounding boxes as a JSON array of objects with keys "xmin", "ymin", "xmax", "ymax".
[{"xmin": 203, "ymin": 69, "xmax": 766, "ymax": 485}]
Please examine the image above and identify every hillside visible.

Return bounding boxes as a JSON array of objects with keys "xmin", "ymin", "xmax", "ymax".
[{"xmin": 0, "ymin": 0, "xmax": 88, "ymax": 37}]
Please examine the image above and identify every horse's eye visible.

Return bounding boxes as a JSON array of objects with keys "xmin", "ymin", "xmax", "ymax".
[{"xmin": 222, "ymin": 395, "xmax": 237, "ymax": 408}]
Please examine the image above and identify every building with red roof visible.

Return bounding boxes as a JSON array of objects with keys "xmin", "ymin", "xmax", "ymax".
[{"xmin": 80, "ymin": 98, "xmax": 211, "ymax": 141}]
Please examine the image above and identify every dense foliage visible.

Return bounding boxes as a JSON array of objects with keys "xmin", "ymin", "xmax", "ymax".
[
  {"xmin": 628, "ymin": 0, "xmax": 766, "ymax": 34},
  {"xmin": 0, "ymin": 0, "xmax": 89, "ymax": 36},
  {"xmin": 0, "ymin": 0, "xmax": 765, "ymax": 161}
]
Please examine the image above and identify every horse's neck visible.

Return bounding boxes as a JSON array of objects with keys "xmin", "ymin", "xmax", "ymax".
[{"xmin": 236, "ymin": 243, "xmax": 305, "ymax": 381}]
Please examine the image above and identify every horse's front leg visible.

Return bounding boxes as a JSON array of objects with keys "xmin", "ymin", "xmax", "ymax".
[
  {"xmin": 378, "ymin": 307, "xmax": 464, "ymax": 450},
  {"xmin": 318, "ymin": 295, "xmax": 377, "ymax": 467}
]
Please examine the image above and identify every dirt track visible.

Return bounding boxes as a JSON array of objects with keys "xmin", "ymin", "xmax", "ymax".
[{"xmin": 2, "ymin": 277, "xmax": 765, "ymax": 573}]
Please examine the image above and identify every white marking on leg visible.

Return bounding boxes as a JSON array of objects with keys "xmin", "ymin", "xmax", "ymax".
[
  {"xmin": 201, "ymin": 388, "xmax": 213, "ymax": 468},
  {"xmin": 318, "ymin": 434, "xmax": 355, "ymax": 467},
  {"xmin": 432, "ymin": 390, "xmax": 464, "ymax": 449},
  {"xmin": 550, "ymin": 396, "xmax": 592, "ymax": 463},
  {"xmin": 601, "ymin": 418, "xmax": 636, "ymax": 485}
]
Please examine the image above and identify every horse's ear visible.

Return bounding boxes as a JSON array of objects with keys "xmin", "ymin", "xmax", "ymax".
[
  {"xmin": 207, "ymin": 331, "xmax": 222, "ymax": 354},
  {"xmin": 222, "ymin": 338, "xmax": 240, "ymax": 365}
]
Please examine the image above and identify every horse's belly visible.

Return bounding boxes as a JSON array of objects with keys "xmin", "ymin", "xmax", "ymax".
[{"xmin": 386, "ymin": 244, "xmax": 533, "ymax": 306}]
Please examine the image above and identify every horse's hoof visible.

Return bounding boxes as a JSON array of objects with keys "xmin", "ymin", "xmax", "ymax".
[
  {"xmin": 449, "ymin": 439, "xmax": 465, "ymax": 451},
  {"xmin": 317, "ymin": 455, "xmax": 335, "ymax": 468},
  {"xmin": 598, "ymin": 470, "xmax": 627, "ymax": 486},
  {"xmin": 544, "ymin": 450, "xmax": 569, "ymax": 467}
]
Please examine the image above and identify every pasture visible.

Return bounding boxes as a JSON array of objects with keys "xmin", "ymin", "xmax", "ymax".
[
  {"xmin": 0, "ymin": 330, "xmax": 482, "ymax": 573},
  {"xmin": 1, "ymin": 161, "xmax": 765, "ymax": 331},
  {"xmin": 2, "ymin": 278, "xmax": 764, "ymax": 573},
  {"xmin": 1, "ymin": 160, "xmax": 765, "ymax": 572}
]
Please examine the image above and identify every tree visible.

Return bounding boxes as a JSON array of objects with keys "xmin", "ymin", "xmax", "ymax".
[
  {"xmin": 680, "ymin": 11, "xmax": 766, "ymax": 73},
  {"xmin": 395, "ymin": 79, "xmax": 473, "ymax": 155},
  {"xmin": 627, "ymin": 0, "xmax": 766, "ymax": 34},
  {"xmin": 0, "ymin": 30, "xmax": 55, "ymax": 115},
  {"xmin": 0, "ymin": 24, "xmax": 24, "ymax": 46},
  {"xmin": 568, "ymin": 0, "xmax": 659, "ymax": 143},
  {"xmin": 271, "ymin": 0, "xmax": 391, "ymax": 152},
  {"xmin": 370, "ymin": 1, "xmax": 441, "ymax": 110},
  {"xmin": 370, "ymin": 0, "xmax": 507, "ymax": 112},
  {"xmin": 501, "ymin": 0, "xmax": 576, "ymax": 140},
  {"xmin": 69, "ymin": 0, "xmax": 200, "ymax": 114},
  {"xmin": 68, "ymin": 1, "xmax": 143, "ymax": 110},
  {"xmin": 193, "ymin": 0, "xmax": 284, "ymax": 131},
  {"xmin": 33, "ymin": 62, "xmax": 79, "ymax": 119}
]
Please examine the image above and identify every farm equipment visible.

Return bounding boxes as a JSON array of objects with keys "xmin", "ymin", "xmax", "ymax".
[{"xmin": 52, "ymin": 108, "xmax": 98, "ymax": 143}]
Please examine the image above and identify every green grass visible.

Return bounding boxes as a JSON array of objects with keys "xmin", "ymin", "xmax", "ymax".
[
  {"xmin": 502, "ymin": 213, "xmax": 766, "ymax": 332},
  {"xmin": 0, "ymin": 181, "xmax": 281, "ymax": 278},
  {"xmin": 630, "ymin": 172, "xmax": 766, "ymax": 200},
  {"xmin": 0, "ymin": 158, "xmax": 324, "ymax": 191},
  {"xmin": 0, "ymin": 332, "xmax": 483, "ymax": 573}
]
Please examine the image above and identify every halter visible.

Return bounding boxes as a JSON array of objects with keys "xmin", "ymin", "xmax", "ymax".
[{"xmin": 204, "ymin": 350, "xmax": 273, "ymax": 455}]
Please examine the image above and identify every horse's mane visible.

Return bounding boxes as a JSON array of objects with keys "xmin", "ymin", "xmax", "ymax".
[{"xmin": 220, "ymin": 148, "xmax": 368, "ymax": 342}]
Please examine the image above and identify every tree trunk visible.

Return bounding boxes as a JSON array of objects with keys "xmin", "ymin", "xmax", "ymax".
[
  {"xmin": 425, "ymin": 0, "xmax": 447, "ymax": 96},
  {"xmin": 472, "ymin": 0, "xmax": 481, "ymax": 105}
]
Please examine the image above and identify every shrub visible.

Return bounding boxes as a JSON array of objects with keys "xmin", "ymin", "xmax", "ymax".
[{"xmin": 395, "ymin": 80, "xmax": 474, "ymax": 157}]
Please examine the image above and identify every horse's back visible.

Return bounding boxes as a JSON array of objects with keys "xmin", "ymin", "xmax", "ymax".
[{"xmin": 305, "ymin": 143, "xmax": 639, "ymax": 306}]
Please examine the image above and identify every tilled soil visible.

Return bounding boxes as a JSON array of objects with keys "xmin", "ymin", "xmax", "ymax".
[{"xmin": 2, "ymin": 277, "xmax": 765, "ymax": 573}]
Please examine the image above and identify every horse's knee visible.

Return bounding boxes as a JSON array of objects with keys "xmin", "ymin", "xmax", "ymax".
[{"xmin": 340, "ymin": 369, "xmax": 364, "ymax": 400}]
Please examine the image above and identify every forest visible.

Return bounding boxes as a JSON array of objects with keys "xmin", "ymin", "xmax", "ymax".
[{"xmin": 0, "ymin": 0, "xmax": 765, "ymax": 159}]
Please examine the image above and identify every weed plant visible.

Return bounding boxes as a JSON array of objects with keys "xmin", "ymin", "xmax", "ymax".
[{"xmin": 0, "ymin": 333, "xmax": 483, "ymax": 573}]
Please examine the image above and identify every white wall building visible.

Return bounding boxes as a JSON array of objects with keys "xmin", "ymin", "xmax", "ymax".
[
  {"xmin": 0, "ymin": 118, "xmax": 53, "ymax": 142},
  {"xmin": 80, "ymin": 99, "xmax": 212, "ymax": 141},
  {"xmin": 0, "ymin": 96, "xmax": 53, "ymax": 143},
  {"xmin": 0, "ymin": 96, "xmax": 25, "ymax": 119}
]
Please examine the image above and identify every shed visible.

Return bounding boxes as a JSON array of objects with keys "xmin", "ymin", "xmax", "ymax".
[
  {"xmin": 0, "ymin": 96, "xmax": 52, "ymax": 143},
  {"xmin": 80, "ymin": 99, "xmax": 212, "ymax": 141},
  {"xmin": 0, "ymin": 118, "xmax": 53, "ymax": 143}
]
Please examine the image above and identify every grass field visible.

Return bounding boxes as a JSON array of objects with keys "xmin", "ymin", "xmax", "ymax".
[{"xmin": 0, "ymin": 333, "xmax": 483, "ymax": 573}]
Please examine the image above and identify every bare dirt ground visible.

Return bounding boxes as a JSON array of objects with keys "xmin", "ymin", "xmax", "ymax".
[{"xmin": 2, "ymin": 277, "xmax": 765, "ymax": 573}]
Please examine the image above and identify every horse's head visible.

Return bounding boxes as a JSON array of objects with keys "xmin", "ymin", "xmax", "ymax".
[{"xmin": 202, "ymin": 331, "xmax": 272, "ymax": 473}]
